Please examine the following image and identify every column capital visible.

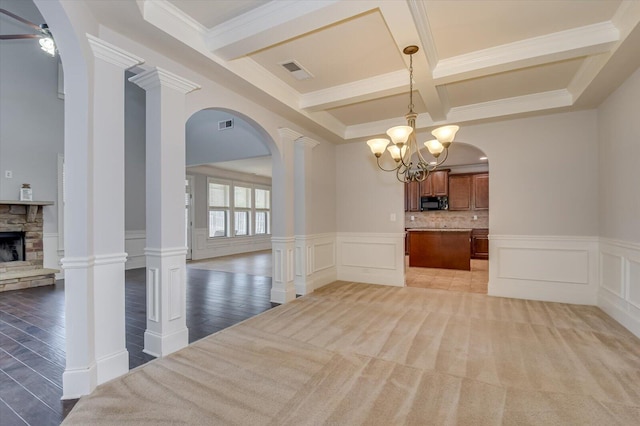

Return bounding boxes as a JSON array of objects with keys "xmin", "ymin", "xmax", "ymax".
[
  {"xmin": 278, "ymin": 127, "xmax": 304, "ymax": 142},
  {"xmin": 129, "ymin": 67, "xmax": 201, "ymax": 94},
  {"xmin": 295, "ymin": 136, "xmax": 320, "ymax": 149},
  {"xmin": 86, "ymin": 34, "xmax": 144, "ymax": 69}
]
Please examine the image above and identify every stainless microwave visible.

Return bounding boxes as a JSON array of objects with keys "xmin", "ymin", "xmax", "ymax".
[{"xmin": 421, "ymin": 196, "xmax": 448, "ymax": 211}]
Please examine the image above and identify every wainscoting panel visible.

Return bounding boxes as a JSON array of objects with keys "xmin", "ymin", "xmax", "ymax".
[
  {"xmin": 336, "ymin": 233, "xmax": 405, "ymax": 287},
  {"xmin": 125, "ymin": 231, "xmax": 146, "ymax": 270},
  {"xmin": 598, "ymin": 238, "xmax": 640, "ymax": 338},
  {"xmin": 192, "ymin": 228, "xmax": 271, "ymax": 260},
  {"xmin": 489, "ymin": 235, "xmax": 598, "ymax": 305},
  {"xmin": 294, "ymin": 233, "xmax": 337, "ymax": 295}
]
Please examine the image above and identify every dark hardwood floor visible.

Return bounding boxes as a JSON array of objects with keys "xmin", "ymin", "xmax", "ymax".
[{"xmin": 0, "ymin": 266, "xmax": 275, "ymax": 425}]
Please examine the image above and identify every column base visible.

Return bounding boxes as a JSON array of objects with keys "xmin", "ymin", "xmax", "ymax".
[
  {"xmin": 62, "ymin": 364, "xmax": 97, "ymax": 400},
  {"xmin": 96, "ymin": 349, "xmax": 129, "ymax": 385},
  {"xmin": 271, "ymin": 287, "xmax": 296, "ymax": 304},
  {"xmin": 143, "ymin": 327, "xmax": 188, "ymax": 358}
]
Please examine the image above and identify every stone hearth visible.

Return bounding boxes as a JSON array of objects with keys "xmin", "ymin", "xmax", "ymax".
[{"xmin": 0, "ymin": 200, "xmax": 58, "ymax": 292}]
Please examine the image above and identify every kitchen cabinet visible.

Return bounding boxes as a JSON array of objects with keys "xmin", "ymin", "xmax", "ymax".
[
  {"xmin": 448, "ymin": 172, "xmax": 489, "ymax": 211},
  {"xmin": 405, "ymin": 180, "xmax": 420, "ymax": 212},
  {"xmin": 420, "ymin": 170, "xmax": 449, "ymax": 197},
  {"xmin": 471, "ymin": 228, "xmax": 489, "ymax": 259},
  {"xmin": 473, "ymin": 173, "xmax": 489, "ymax": 210},
  {"xmin": 448, "ymin": 175, "xmax": 472, "ymax": 210},
  {"xmin": 405, "ymin": 230, "xmax": 410, "ymax": 255}
]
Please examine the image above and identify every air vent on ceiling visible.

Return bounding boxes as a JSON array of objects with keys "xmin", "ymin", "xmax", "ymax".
[
  {"xmin": 218, "ymin": 119, "xmax": 234, "ymax": 131},
  {"xmin": 280, "ymin": 60, "xmax": 314, "ymax": 81}
]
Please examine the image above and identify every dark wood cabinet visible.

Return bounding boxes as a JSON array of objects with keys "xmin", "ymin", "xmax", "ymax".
[
  {"xmin": 420, "ymin": 170, "xmax": 449, "ymax": 197},
  {"xmin": 473, "ymin": 173, "xmax": 489, "ymax": 210},
  {"xmin": 471, "ymin": 228, "xmax": 489, "ymax": 259},
  {"xmin": 448, "ymin": 175, "xmax": 472, "ymax": 210},
  {"xmin": 448, "ymin": 172, "xmax": 489, "ymax": 211},
  {"xmin": 405, "ymin": 180, "xmax": 420, "ymax": 212}
]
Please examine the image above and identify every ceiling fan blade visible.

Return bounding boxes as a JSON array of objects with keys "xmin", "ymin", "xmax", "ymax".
[
  {"xmin": 0, "ymin": 34, "xmax": 41, "ymax": 40},
  {"xmin": 0, "ymin": 8, "xmax": 42, "ymax": 31}
]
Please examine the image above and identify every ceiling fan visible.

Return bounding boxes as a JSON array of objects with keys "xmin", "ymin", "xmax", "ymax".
[{"xmin": 0, "ymin": 8, "xmax": 56, "ymax": 56}]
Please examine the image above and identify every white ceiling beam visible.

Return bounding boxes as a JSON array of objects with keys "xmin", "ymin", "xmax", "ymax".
[
  {"xmin": 344, "ymin": 89, "xmax": 573, "ymax": 140},
  {"xmin": 433, "ymin": 22, "xmax": 620, "ymax": 85},
  {"xmin": 568, "ymin": 0, "xmax": 640, "ymax": 103},
  {"xmin": 378, "ymin": 2, "xmax": 446, "ymax": 121},
  {"xmin": 205, "ymin": 0, "xmax": 377, "ymax": 61},
  {"xmin": 299, "ymin": 70, "xmax": 408, "ymax": 111}
]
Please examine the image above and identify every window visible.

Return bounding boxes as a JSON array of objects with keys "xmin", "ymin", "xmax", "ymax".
[
  {"xmin": 206, "ymin": 179, "xmax": 270, "ymax": 239},
  {"xmin": 208, "ymin": 181, "xmax": 229, "ymax": 237},
  {"xmin": 255, "ymin": 188, "xmax": 270, "ymax": 235},
  {"xmin": 234, "ymin": 186, "xmax": 251, "ymax": 236}
]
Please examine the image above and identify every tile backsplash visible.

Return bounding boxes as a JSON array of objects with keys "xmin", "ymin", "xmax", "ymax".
[{"xmin": 405, "ymin": 209, "xmax": 488, "ymax": 229}]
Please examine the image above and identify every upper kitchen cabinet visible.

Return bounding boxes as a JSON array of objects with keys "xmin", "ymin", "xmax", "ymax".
[
  {"xmin": 473, "ymin": 173, "xmax": 489, "ymax": 210},
  {"xmin": 448, "ymin": 173, "xmax": 489, "ymax": 211},
  {"xmin": 448, "ymin": 175, "xmax": 472, "ymax": 210},
  {"xmin": 405, "ymin": 180, "xmax": 420, "ymax": 212},
  {"xmin": 420, "ymin": 169, "xmax": 449, "ymax": 197}
]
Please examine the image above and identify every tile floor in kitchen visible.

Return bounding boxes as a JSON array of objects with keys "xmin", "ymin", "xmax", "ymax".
[{"xmin": 405, "ymin": 257, "xmax": 489, "ymax": 294}]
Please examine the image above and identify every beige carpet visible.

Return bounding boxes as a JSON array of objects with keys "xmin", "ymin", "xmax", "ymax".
[{"xmin": 64, "ymin": 281, "xmax": 640, "ymax": 425}]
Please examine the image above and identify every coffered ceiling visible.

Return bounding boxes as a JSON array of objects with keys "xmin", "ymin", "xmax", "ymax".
[{"xmin": 86, "ymin": 0, "xmax": 640, "ymax": 144}]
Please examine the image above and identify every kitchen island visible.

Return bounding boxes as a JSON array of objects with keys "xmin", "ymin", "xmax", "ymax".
[{"xmin": 407, "ymin": 229, "xmax": 472, "ymax": 270}]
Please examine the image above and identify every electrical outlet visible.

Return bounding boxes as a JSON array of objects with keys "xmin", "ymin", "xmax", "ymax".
[
  {"xmin": 4, "ymin": 170, "xmax": 12, "ymax": 178},
  {"xmin": 390, "ymin": 213, "xmax": 396, "ymax": 222}
]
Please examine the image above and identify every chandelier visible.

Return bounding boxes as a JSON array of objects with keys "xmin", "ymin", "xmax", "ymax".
[{"xmin": 366, "ymin": 45, "xmax": 459, "ymax": 183}]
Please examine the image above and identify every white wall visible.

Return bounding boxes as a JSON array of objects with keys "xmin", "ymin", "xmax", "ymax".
[
  {"xmin": 596, "ymin": 66, "xmax": 640, "ymax": 337},
  {"xmin": 124, "ymin": 71, "xmax": 146, "ymax": 232},
  {"xmin": 0, "ymin": 0, "xmax": 64, "ymax": 234}
]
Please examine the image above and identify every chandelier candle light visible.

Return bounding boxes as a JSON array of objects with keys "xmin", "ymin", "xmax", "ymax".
[{"xmin": 366, "ymin": 45, "xmax": 459, "ymax": 183}]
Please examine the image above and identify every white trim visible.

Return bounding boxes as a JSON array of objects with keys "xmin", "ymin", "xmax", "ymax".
[
  {"xmin": 144, "ymin": 247, "xmax": 188, "ymax": 257},
  {"xmin": 94, "ymin": 253, "xmax": 128, "ymax": 266},
  {"xmin": 433, "ymin": 22, "xmax": 618, "ymax": 85},
  {"xmin": 336, "ymin": 232, "xmax": 405, "ymax": 287},
  {"xmin": 294, "ymin": 233, "xmax": 337, "ymax": 295},
  {"xmin": 129, "ymin": 67, "xmax": 200, "ymax": 94},
  {"xmin": 598, "ymin": 238, "xmax": 640, "ymax": 338},
  {"xmin": 86, "ymin": 34, "xmax": 144, "ymax": 69},
  {"xmin": 488, "ymin": 234, "xmax": 599, "ymax": 305}
]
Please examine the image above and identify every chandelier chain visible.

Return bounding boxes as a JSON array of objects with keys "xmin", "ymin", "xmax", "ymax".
[{"xmin": 408, "ymin": 53, "xmax": 414, "ymax": 113}]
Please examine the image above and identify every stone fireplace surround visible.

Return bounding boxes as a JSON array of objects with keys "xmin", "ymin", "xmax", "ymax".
[{"xmin": 0, "ymin": 200, "xmax": 58, "ymax": 292}]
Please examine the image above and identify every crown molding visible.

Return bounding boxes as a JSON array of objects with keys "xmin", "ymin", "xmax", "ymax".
[
  {"xmin": 86, "ymin": 34, "xmax": 144, "ymax": 69},
  {"xmin": 278, "ymin": 128, "xmax": 305, "ymax": 142},
  {"xmin": 300, "ymin": 70, "xmax": 408, "ymax": 111},
  {"xmin": 295, "ymin": 136, "xmax": 320, "ymax": 149},
  {"xmin": 204, "ymin": 1, "xmax": 373, "ymax": 60},
  {"xmin": 142, "ymin": 0, "xmax": 206, "ymax": 35},
  {"xmin": 433, "ymin": 21, "xmax": 619, "ymax": 85},
  {"xmin": 343, "ymin": 89, "xmax": 573, "ymax": 140},
  {"xmin": 129, "ymin": 67, "xmax": 200, "ymax": 94},
  {"xmin": 407, "ymin": 0, "xmax": 439, "ymax": 69}
]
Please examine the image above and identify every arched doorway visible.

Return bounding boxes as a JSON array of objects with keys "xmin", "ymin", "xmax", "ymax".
[{"xmin": 404, "ymin": 142, "xmax": 490, "ymax": 294}]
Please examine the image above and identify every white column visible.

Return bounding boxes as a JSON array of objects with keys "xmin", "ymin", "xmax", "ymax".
[
  {"xmin": 270, "ymin": 128, "xmax": 298, "ymax": 303},
  {"xmin": 294, "ymin": 136, "xmax": 320, "ymax": 295},
  {"xmin": 129, "ymin": 68, "xmax": 200, "ymax": 357},
  {"xmin": 61, "ymin": 36, "xmax": 143, "ymax": 398}
]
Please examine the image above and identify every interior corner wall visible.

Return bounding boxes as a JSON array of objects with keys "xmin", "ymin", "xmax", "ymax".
[
  {"xmin": 596, "ymin": 66, "xmax": 640, "ymax": 338},
  {"xmin": 0, "ymin": 0, "xmax": 64, "ymax": 235}
]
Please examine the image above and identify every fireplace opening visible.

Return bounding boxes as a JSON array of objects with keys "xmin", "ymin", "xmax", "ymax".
[{"xmin": 0, "ymin": 232, "xmax": 26, "ymax": 262}]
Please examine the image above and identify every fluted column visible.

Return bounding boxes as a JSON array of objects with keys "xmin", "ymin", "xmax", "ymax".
[{"xmin": 129, "ymin": 67, "xmax": 200, "ymax": 357}]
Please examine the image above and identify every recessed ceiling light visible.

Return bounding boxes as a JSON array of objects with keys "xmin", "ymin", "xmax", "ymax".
[{"xmin": 480, "ymin": 156, "xmax": 488, "ymax": 160}]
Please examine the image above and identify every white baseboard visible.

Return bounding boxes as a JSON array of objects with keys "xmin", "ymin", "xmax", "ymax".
[
  {"xmin": 489, "ymin": 235, "xmax": 599, "ymax": 305},
  {"xmin": 336, "ymin": 232, "xmax": 405, "ymax": 287},
  {"xmin": 597, "ymin": 238, "xmax": 640, "ymax": 338}
]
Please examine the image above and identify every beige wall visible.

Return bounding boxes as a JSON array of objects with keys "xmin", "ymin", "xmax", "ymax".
[
  {"xmin": 336, "ymin": 142, "xmax": 404, "ymax": 234},
  {"xmin": 337, "ymin": 110, "xmax": 599, "ymax": 238},
  {"xmin": 598, "ymin": 67, "xmax": 640, "ymax": 243},
  {"xmin": 310, "ymin": 139, "xmax": 337, "ymax": 235}
]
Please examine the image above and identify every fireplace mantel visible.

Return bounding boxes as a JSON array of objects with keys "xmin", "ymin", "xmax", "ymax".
[{"xmin": 0, "ymin": 200, "xmax": 54, "ymax": 222}]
